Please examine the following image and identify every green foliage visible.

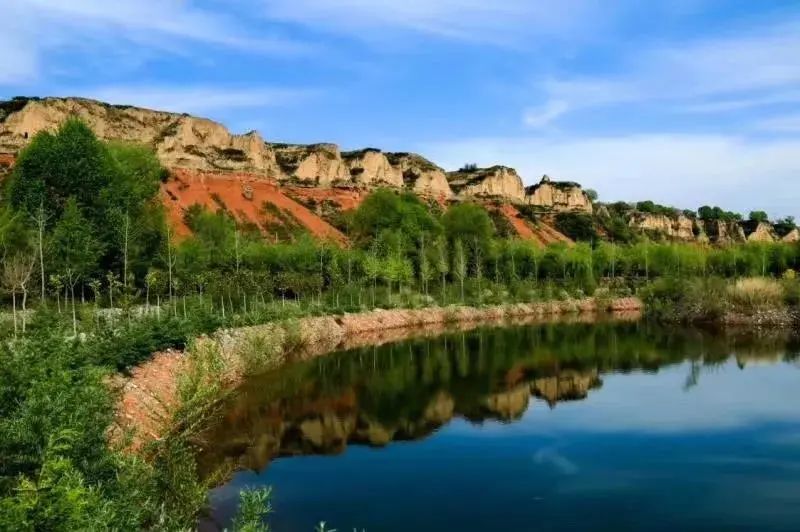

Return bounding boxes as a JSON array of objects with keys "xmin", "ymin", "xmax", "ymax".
[
  {"xmin": 748, "ymin": 210, "xmax": 769, "ymax": 223},
  {"xmin": 231, "ymin": 487, "xmax": 273, "ymax": 532},
  {"xmin": 698, "ymin": 205, "xmax": 742, "ymax": 223},
  {"xmin": 554, "ymin": 213, "xmax": 598, "ymax": 242},
  {"xmin": 351, "ymin": 188, "xmax": 441, "ymax": 249},
  {"xmin": 442, "ymin": 202, "xmax": 494, "ymax": 246}
]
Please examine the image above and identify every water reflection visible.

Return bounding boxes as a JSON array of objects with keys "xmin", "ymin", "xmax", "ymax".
[{"xmin": 198, "ymin": 321, "xmax": 800, "ymax": 477}]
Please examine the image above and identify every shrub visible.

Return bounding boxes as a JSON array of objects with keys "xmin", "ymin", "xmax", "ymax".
[{"xmin": 727, "ymin": 277, "xmax": 785, "ymax": 313}]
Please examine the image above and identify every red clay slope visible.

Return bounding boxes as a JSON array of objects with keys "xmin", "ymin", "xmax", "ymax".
[
  {"xmin": 494, "ymin": 204, "xmax": 573, "ymax": 247},
  {"xmin": 162, "ymin": 169, "xmax": 348, "ymax": 245}
]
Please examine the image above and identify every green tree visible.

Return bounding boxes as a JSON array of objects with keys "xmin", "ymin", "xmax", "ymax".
[{"xmin": 49, "ymin": 198, "xmax": 102, "ymax": 334}]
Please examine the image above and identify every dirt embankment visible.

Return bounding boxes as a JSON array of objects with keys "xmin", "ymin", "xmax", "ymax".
[
  {"xmin": 494, "ymin": 203, "xmax": 573, "ymax": 246},
  {"xmin": 114, "ymin": 298, "xmax": 642, "ymax": 450},
  {"xmin": 162, "ymin": 169, "xmax": 348, "ymax": 244}
]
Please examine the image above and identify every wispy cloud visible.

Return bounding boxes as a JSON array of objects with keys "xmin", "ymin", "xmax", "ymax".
[
  {"xmin": 0, "ymin": 0, "xmax": 309, "ymax": 86},
  {"xmin": 258, "ymin": 0, "xmax": 609, "ymax": 46},
  {"xmin": 525, "ymin": 19, "xmax": 800, "ymax": 126},
  {"xmin": 757, "ymin": 114, "xmax": 800, "ymax": 133}
]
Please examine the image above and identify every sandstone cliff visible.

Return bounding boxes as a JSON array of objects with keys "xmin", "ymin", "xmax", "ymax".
[
  {"xmin": 386, "ymin": 152, "xmax": 452, "ymax": 197},
  {"xmin": 342, "ymin": 148, "xmax": 404, "ymax": 188},
  {"xmin": 525, "ymin": 175, "xmax": 593, "ymax": 213},
  {"xmin": 700, "ymin": 220, "xmax": 747, "ymax": 244},
  {"xmin": 447, "ymin": 165, "xmax": 526, "ymax": 202},
  {"xmin": 741, "ymin": 221, "xmax": 778, "ymax": 242},
  {"xmin": 0, "ymin": 97, "xmax": 282, "ymax": 177},
  {"xmin": 271, "ymin": 142, "xmax": 350, "ymax": 186},
  {"xmin": 782, "ymin": 228, "xmax": 800, "ymax": 243},
  {"xmin": 628, "ymin": 213, "xmax": 696, "ymax": 240}
]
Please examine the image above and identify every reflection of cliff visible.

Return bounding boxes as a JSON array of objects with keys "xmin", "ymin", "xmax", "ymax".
[
  {"xmin": 199, "ymin": 364, "xmax": 603, "ymax": 474},
  {"xmin": 198, "ymin": 322, "xmax": 796, "ymax": 478}
]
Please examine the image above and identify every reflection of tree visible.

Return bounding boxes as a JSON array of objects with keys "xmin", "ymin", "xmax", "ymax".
[
  {"xmin": 197, "ymin": 321, "xmax": 794, "ymax": 478},
  {"xmin": 683, "ymin": 360, "xmax": 701, "ymax": 391}
]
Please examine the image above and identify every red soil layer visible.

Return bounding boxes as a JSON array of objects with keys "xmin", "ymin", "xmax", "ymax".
[
  {"xmin": 162, "ymin": 169, "xmax": 348, "ymax": 245},
  {"xmin": 283, "ymin": 186, "xmax": 367, "ymax": 211},
  {"xmin": 494, "ymin": 204, "xmax": 573, "ymax": 247},
  {"xmin": 0, "ymin": 153, "xmax": 15, "ymax": 167}
]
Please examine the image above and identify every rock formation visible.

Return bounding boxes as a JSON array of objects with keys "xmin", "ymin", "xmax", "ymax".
[
  {"xmin": 782, "ymin": 228, "xmax": 800, "ymax": 243},
  {"xmin": 741, "ymin": 221, "xmax": 778, "ymax": 242},
  {"xmin": 447, "ymin": 165, "xmax": 526, "ymax": 203},
  {"xmin": 271, "ymin": 143, "xmax": 350, "ymax": 186},
  {"xmin": 386, "ymin": 152, "xmax": 452, "ymax": 197},
  {"xmin": 342, "ymin": 148, "xmax": 404, "ymax": 189},
  {"xmin": 628, "ymin": 213, "xmax": 696, "ymax": 240},
  {"xmin": 525, "ymin": 175, "xmax": 593, "ymax": 213},
  {"xmin": 701, "ymin": 220, "xmax": 747, "ymax": 244},
  {"xmin": 0, "ymin": 97, "xmax": 282, "ymax": 177}
]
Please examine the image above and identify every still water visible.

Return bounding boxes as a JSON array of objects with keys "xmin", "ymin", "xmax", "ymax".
[{"xmin": 202, "ymin": 320, "xmax": 800, "ymax": 531}]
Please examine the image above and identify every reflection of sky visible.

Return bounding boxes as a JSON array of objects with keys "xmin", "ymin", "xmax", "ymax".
[
  {"xmin": 452, "ymin": 360, "xmax": 800, "ymax": 436},
  {"xmin": 210, "ymin": 359, "xmax": 800, "ymax": 532}
]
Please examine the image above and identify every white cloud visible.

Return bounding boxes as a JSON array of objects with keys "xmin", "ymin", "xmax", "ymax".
[
  {"xmin": 425, "ymin": 133, "xmax": 800, "ymax": 217},
  {"xmin": 62, "ymin": 85, "xmax": 321, "ymax": 115},
  {"xmin": 258, "ymin": 0, "xmax": 608, "ymax": 45},
  {"xmin": 757, "ymin": 114, "xmax": 800, "ymax": 133},
  {"xmin": 522, "ymin": 100, "xmax": 569, "ymax": 128},
  {"xmin": 528, "ymin": 19, "xmax": 800, "ymax": 123},
  {"xmin": 0, "ymin": 0, "xmax": 308, "ymax": 86}
]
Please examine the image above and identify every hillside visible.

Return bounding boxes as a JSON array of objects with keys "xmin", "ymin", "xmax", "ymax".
[
  {"xmin": 1, "ymin": 96, "xmax": 795, "ymax": 246},
  {"xmin": 0, "ymin": 96, "xmax": 580, "ymax": 245}
]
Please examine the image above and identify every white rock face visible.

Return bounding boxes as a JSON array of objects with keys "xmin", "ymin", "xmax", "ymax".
[
  {"xmin": 0, "ymin": 97, "xmax": 282, "ymax": 177},
  {"xmin": 447, "ymin": 166, "xmax": 526, "ymax": 202},
  {"xmin": 343, "ymin": 149, "xmax": 404, "ymax": 188},
  {"xmin": 629, "ymin": 213, "xmax": 696, "ymax": 240},
  {"xmin": 525, "ymin": 176, "xmax": 593, "ymax": 213}
]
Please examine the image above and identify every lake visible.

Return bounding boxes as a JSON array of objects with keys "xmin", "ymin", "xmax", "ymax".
[{"xmin": 200, "ymin": 319, "xmax": 800, "ymax": 531}]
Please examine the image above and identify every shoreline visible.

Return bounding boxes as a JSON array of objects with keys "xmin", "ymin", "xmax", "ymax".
[{"xmin": 113, "ymin": 297, "xmax": 642, "ymax": 450}]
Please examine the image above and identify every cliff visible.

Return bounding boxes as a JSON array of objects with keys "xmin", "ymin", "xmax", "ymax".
[
  {"xmin": 447, "ymin": 165, "xmax": 526, "ymax": 202},
  {"xmin": 741, "ymin": 221, "xmax": 778, "ymax": 242},
  {"xmin": 525, "ymin": 175, "xmax": 593, "ymax": 213},
  {"xmin": 0, "ymin": 97, "xmax": 282, "ymax": 177},
  {"xmin": 628, "ymin": 212, "xmax": 696, "ymax": 240}
]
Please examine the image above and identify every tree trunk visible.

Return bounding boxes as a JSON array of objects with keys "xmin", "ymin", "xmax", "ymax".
[
  {"xmin": 71, "ymin": 284, "xmax": 77, "ymax": 337},
  {"xmin": 11, "ymin": 291, "xmax": 17, "ymax": 339},
  {"xmin": 21, "ymin": 288, "xmax": 27, "ymax": 334}
]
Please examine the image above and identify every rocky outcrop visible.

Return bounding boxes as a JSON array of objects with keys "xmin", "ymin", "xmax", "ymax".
[
  {"xmin": 271, "ymin": 143, "xmax": 350, "ymax": 186},
  {"xmin": 629, "ymin": 213, "xmax": 696, "ymax": 240},
  {"xmin": 700, "ymin": 220, "xmax": 747, "ymax": 244},
  {"xmin": 0, "ymin": 97, "xmax": 282, "ymax": 177},
  {"xmin": 524, "ymin": 175, "xmax": 593, "ymax": 213},
  {"xmin": 742, "ymin": 221, "xmax": 778, "ymax": 242},
  {"xmin": 342, "ymin": 148, "xmax": 404, "ymax": 188},
  {"xmin": 447, "ymin": 165, "xmax": 526, "ymax": 202},
  {"xmin": 386, "ymin": 152, "xmax": 453, "ymax": 197},
  {"xmin": 782, "ymin": 228, "xmax": 800, "ymax": 243}
]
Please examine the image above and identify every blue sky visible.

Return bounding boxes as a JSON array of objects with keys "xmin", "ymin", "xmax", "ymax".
[{"xmin": 2, "ymin": 1, "xmax": 799, "ymax": 217}]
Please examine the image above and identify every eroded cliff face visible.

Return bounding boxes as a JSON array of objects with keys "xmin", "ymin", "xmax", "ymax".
[
  {"xmin": 743, "ymin": 221, "xmax": 778, "ymax": 242},
  {"xmin": 271, "ymin": 143, "xmax": 350, "ymax": 186},
  {"xmin": 342, "ymin": 149, "xmax": 404, "ymax": 188},
  {"xmin": 629, "ymin": 213, "xmax": 696, "ymax": 240},
  {"xmin": 525, "ymin": 176, "xmax": 593, "ymax": 213},
  {"xmin": 447, "ymin": 165, "xmax": 526, "ymax": 202},
  {"xmin": 0, "ymin": 97, "xmax": 282, "ymax": 177},
  {"xmin": 782, "ymin": 228, "xmax": 800, "ymax": 243},
  {"xmin": 386, "ymin": 152, "xmax": 453, "ymax": 198},
  {"xmin": 701, "ymin": 220, "xmax": 747, "ymax": 244}
]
